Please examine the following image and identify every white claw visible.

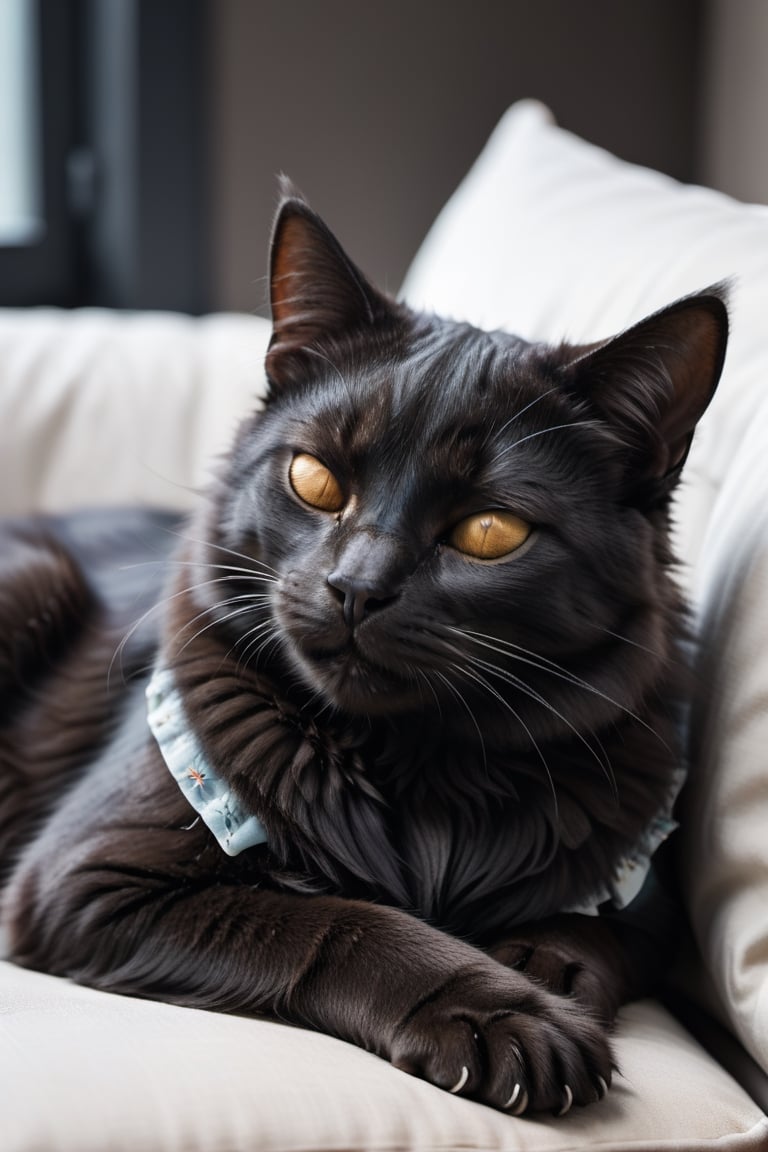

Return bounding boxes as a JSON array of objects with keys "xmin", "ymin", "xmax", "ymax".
[
  {"xmin": 510, "ymin": 1086, "xmax": 529, "ymax": 1116},
  {"xmin": 557, "ymin": 1084, "xmax": 574, "ymax": 1116},
  {"xmin": 596, "ymin": 1075, "xmax": 609, "ymax": 1100},
  {"xmin": 504, "ymin": 1082, "xmax": 521, "ymax": 1109},
  {"xmin": 449, "ymin": 1065, "xmax": 469, "ymax": 1094}
]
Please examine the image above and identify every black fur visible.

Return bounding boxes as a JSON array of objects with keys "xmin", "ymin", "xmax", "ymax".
[{"xmin": 0, "ymin": 191, "xmax": 728, "ymax": 1115}]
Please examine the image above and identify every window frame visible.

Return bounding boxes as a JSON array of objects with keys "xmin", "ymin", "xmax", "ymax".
[{"xmin": 0, "ymin": 0, "xmax": 209, "ymax": 313}]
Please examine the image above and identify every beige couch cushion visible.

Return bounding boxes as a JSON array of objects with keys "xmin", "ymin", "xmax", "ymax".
[
  {"xmin": 0, "ymin": 307, "xmax": 270, "ymax": 515},
  {"xmin": 2, "ymin": 961, "xmax": 766, "ymax": 1152},
  {"xmin": 403, "ymin": 99, "xmax": 768, "ymax": 1079}
]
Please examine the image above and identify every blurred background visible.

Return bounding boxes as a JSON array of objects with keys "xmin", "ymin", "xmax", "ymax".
[{"xmin": 1, "ymin": 0, "xmax": 766, "ymax": 315}]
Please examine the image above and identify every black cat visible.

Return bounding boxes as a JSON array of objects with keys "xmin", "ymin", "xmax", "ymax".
[{"xmin": 0, "ymin": 185, "xmax": 727, "ymax": 1116}]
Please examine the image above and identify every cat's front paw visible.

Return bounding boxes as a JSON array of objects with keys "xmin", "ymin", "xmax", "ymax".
[
  {"xmin": 489, "ymin": 914, "xmax": 629, "ymax": 1025},
  {"xmin": 389, "ymin": 963, "xmax": 613, "ymax": 1115}
]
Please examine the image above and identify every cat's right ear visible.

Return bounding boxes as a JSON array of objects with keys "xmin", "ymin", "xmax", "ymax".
[{"xmin": 266, "ymin": 180, "xmax": 391, "ymax": 393}]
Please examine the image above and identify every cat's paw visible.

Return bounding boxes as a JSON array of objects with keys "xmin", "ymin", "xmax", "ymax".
[
  {"xmin": 389, "ymin": 963, "xmax": 613, "ymax": 1115},
  {"xmin": 488, "ymin": 914, "xmax": 628, "ymax": 1025}
]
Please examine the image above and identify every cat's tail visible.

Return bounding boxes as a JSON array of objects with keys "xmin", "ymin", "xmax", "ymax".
[{"xmin": 0, "ymin": 526, "xmax": 96, "ymax": 722}]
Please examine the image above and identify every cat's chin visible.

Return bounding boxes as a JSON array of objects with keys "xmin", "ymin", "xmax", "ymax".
[{"xmin": 291, "ymin": 647, "xmax": 423, "ymax": 716}]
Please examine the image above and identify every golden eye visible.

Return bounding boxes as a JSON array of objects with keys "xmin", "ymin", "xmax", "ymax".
[
  {"xmin": 289, "ymin": 453, "xmax": 345, "ymax": 512},
  {"xmin": 449, "ymin": 511, "xmax": 531, "ymax": 559}
]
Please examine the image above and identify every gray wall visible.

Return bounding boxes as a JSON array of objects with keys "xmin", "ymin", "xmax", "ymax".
[
  {"xmin": 700, "ymin": 0, "xmax": 768, "ymax": 206},
  {"xmin": 208, "ymin": 0, "xmax": 704, "ymax": 313}
]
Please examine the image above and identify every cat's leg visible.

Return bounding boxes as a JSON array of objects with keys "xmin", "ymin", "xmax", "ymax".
[
  {"xmin": 487, "ymin": 874, "xmax": 677, "ymax": 1026},
  {"xmin": 487, "ymin": 914, "xmax": 636, "ymax": 1026},
  {"xmin": 5, "ymin": 748, "xmax": 613, "ymax": 1117}
]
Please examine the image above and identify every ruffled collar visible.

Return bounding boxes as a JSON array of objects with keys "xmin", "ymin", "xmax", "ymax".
[{"xmin": 146, "ymin": 665, "xmax": 268, "ymax": 856}]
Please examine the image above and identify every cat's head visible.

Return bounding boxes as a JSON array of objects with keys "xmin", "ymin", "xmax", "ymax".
[{"xmin": 209, "ymin": 186, "xmax": 727, "ymax": 740}]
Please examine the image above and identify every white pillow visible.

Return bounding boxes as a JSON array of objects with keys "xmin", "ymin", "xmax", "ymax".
[
  {"xmin": 402, "ymin": 100, "xmax": 768, "ymax": 1074},
  {"xmin": 0, "ymin": 308, "xmax": 271, "ymax": 515}
]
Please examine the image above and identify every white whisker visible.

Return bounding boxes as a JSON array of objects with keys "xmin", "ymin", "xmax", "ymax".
[
  {"xmin": 173, "ymin": 603, "xmax": 267, "ymax": 658},
  {"xmin": 166, "ymin": 529, "xmax": 280, "ymax": 578},
  {"xmin": 452, "ymin": 626, "xmax": 665, "ymax": 748},
  {"xmin": 455, "ymin": 662, "xmax": 559, "ymax": 820},
  {"xmin": 121, "ymin": 558, "xmax": 278, "ymax": 582},
  {"xmin": 303, "ymin": 346, "xmax": 356, "ymax": 405},
  {"xmin": 464, "ymin": 652, "xmax": 617, "ymax": 801},
  {"xmin": 109, "ymin": 572, "xmax": 274, "ymax": 687},
  {"xmin": 488, "ymin": 420, "xmax": 600, "ymax": 467},
  {"xmin": 238, "ymin": 620, "xmax": 286, "ymax": 674},
  {"xmin": 588, "ymin": 623, "xmax": 661, "ymax": 656},
  {"xmin": 490, "ymin": 386, "xmax": 560, "ymax": 441},
  {"xmin": 435, "ymin": 668, "xmax": 487, "ymax": 774},
  {"xmin": 413, "ymin": 665, "xmax": 443, "ymax": 718},
  {"xmin": 173, "ymin": 592, "xmax": 271, "ymax": 648}
]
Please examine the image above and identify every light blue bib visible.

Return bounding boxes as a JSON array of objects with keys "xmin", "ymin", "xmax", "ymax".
[{"xmin": 146, "ymin": 666, "xmax": 268, "ymax": 856}]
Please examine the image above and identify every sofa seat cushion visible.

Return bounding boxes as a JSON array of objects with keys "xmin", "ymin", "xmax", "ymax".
[{"xmin": 2, "ymin": 961, "xmax": 766, "ymax": 1152}]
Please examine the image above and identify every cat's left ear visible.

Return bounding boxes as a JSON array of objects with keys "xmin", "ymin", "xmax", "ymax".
[
  {"xmin": 563, "ymin": 287, "xmax": 729, "ymax": 499},
  {"xmin": 266, "ymin": 179, "xmax": 394, "ymax": 392}
]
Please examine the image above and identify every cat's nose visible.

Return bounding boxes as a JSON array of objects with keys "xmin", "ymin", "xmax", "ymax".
[{"xmin": 326, "ymin": 571, "xmax": 399, "ymax": 630}]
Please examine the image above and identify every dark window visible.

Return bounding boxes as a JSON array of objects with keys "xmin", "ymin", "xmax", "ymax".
[{"xmin": 0, "ymin": 0, "xmax": 209, "ymax": 313}]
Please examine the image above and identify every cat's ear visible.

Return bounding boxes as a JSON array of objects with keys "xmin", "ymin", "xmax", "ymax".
[
  {"xmin": 266, "ymin": 179, "xmax": 392, "ymax": 392},
  {"xmin": 563, "ymin": 287, "xmax": 728, "ymax": 499}
]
